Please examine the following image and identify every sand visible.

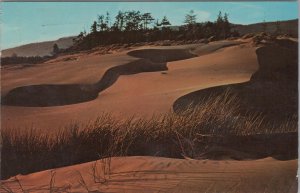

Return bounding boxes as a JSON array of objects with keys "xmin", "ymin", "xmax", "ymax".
[
  {"xmin": 1, "ymin": 40, "xmax": 258, "ymax": 130},
  {"xmin": 2, "ymin": 156, "xmax": 297, "ymax": 193},
  {"xmin": 1, "ymin": 39, "xmax": 297, "ymax": 193}
]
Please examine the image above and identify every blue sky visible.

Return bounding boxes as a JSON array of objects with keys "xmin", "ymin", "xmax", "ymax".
[{"xmin": 1, "ymin": 2, "xmax": 298, "ymax": 49}]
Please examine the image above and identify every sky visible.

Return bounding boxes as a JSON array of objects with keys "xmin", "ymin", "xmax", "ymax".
[{"xmin": 1, "ymin": 2, "xmax": 298, "ymax": 49}]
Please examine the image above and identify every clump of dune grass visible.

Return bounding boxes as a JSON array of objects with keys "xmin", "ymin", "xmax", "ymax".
[{"xmin": 1, "ymin": 91, "xmax": 297, "ymax": 180}]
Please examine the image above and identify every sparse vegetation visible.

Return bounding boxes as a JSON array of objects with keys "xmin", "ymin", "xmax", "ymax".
[
  {"xmin": 1, "ymin": 44, "xmax": 64, "ymax": 65},
  {"xmin": 1, "ymin": 55, "xmax": 52, "ymax": 66},
  {"xmin": 1, "ymin": 90, "xmax": 297, "ymax": 180}
]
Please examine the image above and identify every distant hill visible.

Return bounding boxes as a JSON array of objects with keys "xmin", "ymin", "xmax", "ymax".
[
  {"xmin": 1, "ymin": 36, "xmax": 75, "ymax": 57},
  {"xmin": 157, "ymin": 19, "xmax": 298, "ymax": 37},
  {"xmin": 1, "ymin": 19, "xmax": 297, "ymax": 58},
  {"xmin": 162, "ymin": 19, "xmax": 298, "ymax": 36},
  {"xmin": 232, "ymin": 19, "xmax": 298, "ymax": 37}
]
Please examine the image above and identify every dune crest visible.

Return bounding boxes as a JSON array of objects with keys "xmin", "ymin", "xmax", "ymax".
[
  {"xmin": 1, "ymin": 40, "xmax": 259, "ymax": 129},
  {"xmin": 173, "ymin": 38, "xmax": 298, "ymax": 122},
  {"xmin": 1, "ymin": 41, "xmax": 239, "ymax": 108},
  {"xmin": 2, "ymin": 48, "xmax": 196, "ymax": 107}
]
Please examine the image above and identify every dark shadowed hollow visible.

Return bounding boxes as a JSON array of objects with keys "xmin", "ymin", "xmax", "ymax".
[
  {"xmin": 173, "ymin": 38, "xmax": 298, "ymax": 123},
  {"xmin": 2, "ymin": 49, "xmax": 196, "ymax": 107}
]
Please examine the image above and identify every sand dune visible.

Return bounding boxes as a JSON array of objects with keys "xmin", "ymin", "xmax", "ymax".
[
  {"xmin": 2, "ymin": 156, "xmax": 297, "ymax": 193},
  {"xmin": 2, "ymin": 48, "xmax": 197, "ymax": 107},
  {"xmin": 1, "ymin": 40, "xmax": 258, "ymax": 129},
  {"xmin": 1, "ymin": 38, "xmax": 297, "ymax": 192},
  {"xmin": 173, "ymin": 38, "xmax": 298, "ymax": 122}
]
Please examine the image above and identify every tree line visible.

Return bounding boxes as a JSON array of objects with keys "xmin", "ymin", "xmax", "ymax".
[
  {"xmin": 1, "ymin": 43, "xmax": 62, "ymax": 66},
  {"xmin": 1, "ymin": 54, "xmax": 52, "ymax": 66},
  {"xmin": 72, "ymin": 10, "xmax": 238, "ymax": 50},
  {"xmin": 2, "ymin": 10, "xmax": 237, "ymax": 65}
]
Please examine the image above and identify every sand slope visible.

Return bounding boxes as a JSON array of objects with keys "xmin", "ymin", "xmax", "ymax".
[
  {"xmin": 1, "ymin": 40, "xmax": 258, "ymax": 130},
  {"xmin": 2, "ymin": 156, "xmax": 297, "ymax": 193},
  {"xmin": 1, "ymin": 39, "xmax": 297, "ymax": 193},
  {"xmin": 173, "ymin": 38, "xmax": 298, "ymax": 122}
]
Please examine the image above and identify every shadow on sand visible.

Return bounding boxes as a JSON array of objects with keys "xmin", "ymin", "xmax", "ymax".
[
  {"xmin": 173, "ymin": 39, "xmax": 298, "ymax": 122},
  {"xmin": 172, "ymin": 39, "xmax": 298, "ymax": 160},
  {"xmin": 2, "ymin": 49, "xmax": 196, "ymax": 107}
]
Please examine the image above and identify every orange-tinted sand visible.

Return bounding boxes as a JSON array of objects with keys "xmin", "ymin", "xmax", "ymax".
[
  {"xmin": 1, "ymin": 39, "xmax": 297, "ymax": 193},
  {"xmin": 2, "ymin": 156, "xmax": 297, "ymax": 193},
  {"xmin": 1, "ymin": 40, "xmax": 258, "ymax": 130}
]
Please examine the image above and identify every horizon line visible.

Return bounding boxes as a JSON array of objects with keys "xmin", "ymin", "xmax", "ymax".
[{"xmin": 2, "ymin": 17, "xmax": 298, "ymax": 50}]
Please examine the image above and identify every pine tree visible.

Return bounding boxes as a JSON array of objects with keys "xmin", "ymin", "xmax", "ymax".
[
  {"xmin": 216, "ymin": 11, "xmax": 223, "ymax": 24},
  {"xmin": 142, "ymin": 13, "xmax": 154, "ymax": 30},
  {"xmin": 124, "ymin": 11, "xmax": 142, "ymax": 31},
  {"xmin": 223, "ymin": 13, "xmax": 231, "ymax": 38},
  {"xmin": 90, "ymin": 21, "xmax": 98, "ymax": 34},
  {"xmin": 215, "ymin": 11, "xmax": 224, "ymax": 39},
  {"xmin": 161, "ymin": 16, "xmax": 171, "ymax": 28},
  {"xmin": 98, "ymin": 15, "xmax": 107, "ymax": 31},
  {"xmin": 184, "ymin": 10, "xmax": 197, "ymax": 26},
  {"xmin": 113, "ymin": 11, "xmax": 125, "ymax": 31},
  {"xmin": 105, "ymin": 12, "xmax": 111, "ymax": 30}
]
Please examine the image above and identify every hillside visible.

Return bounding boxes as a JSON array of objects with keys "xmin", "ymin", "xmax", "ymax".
[
  {"xmin": 1, "ymin": 36, "xmax": 75, "ymax": 57},
  {"xmin": 233, "ymin": 19, "xmax": 298, "ymax": 37}
]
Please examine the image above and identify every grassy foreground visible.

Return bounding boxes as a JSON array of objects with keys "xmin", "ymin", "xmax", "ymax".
[{"xmin": 1, "ymin": 91, "xmax": 297, "ymax": 180}]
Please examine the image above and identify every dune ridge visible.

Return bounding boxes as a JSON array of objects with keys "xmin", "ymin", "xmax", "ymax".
[
  {"xmin": 1, "ymin": 40, "xmax": 258, "ymax": 129},
  {"xmin": 1, "ymin": 41, "xmax": 239, "ymax": 107},
  {"xmin": 173, "ymin": 38, "xmax": 298, "ymax": 122},
  {"xmin": 1, "ymin": 48, "xmax": 197, "ymax": 107},
  {"xmin": 1, "ymin": 37, "xmax": 298, "ymax": 192}
]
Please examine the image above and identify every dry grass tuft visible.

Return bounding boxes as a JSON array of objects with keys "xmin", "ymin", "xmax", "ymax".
[{"xmin": 1, "ymin": 91, "xmax": 297, "ymax": 180}]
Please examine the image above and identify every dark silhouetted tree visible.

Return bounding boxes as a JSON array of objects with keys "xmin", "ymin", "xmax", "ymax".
[
  {"xmin": 74, "ymin": 9, "xmax": 237, "ymax": 50},
  {"xmin": 215, "ymin": 11, "xmax": 224, "ymax": 38},
  {"xmin": 124, "ymin": 11, "xmax": 142, "ymax": 31},
  {"xmin": 223, "ymin": 13, "xmax": 231, "ymax": 38},
  {"xmin": 98, "ymin": 15, "xmax": 107, "ymax": 31},
  {"xmin": 73, "ymin": 30, "xmax": 87, "ymax": 43},
  {"xmin": 142, "ymin": 13, "xmax": 154, "ymax": 30},
  {"xmin": 105, "ymin": 12, "xmax": 111, "ymax": 30},
  {"xmin": 161, "ymin": 16, "xmax": 171, "ymax": 28},
  {"xmin": 90, "ymin": 21, "xmax": 98, "ymax": 34},
  {"xmin": 52, "ymin": 43, "xmax": 59, "ymax": 55},
  {"xmin": 113, "ymin": 11, "xmax": 125, "ymax": 31},
  {"xmin": 184, "ymin": 10, "xmax": 197, "ymax": 26}
]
